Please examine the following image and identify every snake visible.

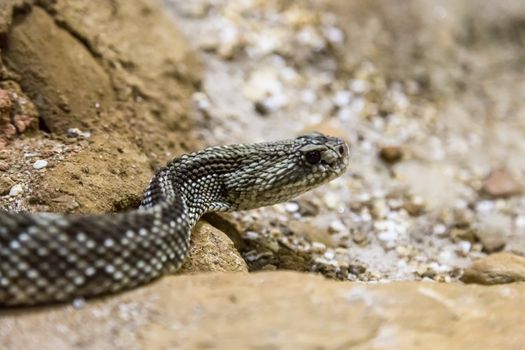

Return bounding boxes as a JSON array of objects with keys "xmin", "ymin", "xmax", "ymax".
[{"xmin": 0, "ymin": 133, "xmax": 348, "ymax": 306}]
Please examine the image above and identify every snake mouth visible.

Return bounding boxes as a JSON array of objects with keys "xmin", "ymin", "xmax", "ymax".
[{"xmin": 325, "ymin": 141, "xmax": 349, "ymax": 169}]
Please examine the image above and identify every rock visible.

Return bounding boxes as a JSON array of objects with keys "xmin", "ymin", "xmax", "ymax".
[
  {"xmin": 476, "ymin": 232, "xmax": 506, "ymax": 253},
  {"xmin": 178, "ymin": 221, "xmax": 248, "ymax": 273},
  {"xmin": 403, "ymin": 197, "xmax": 425, "ymax": 216},
  {"xmin": 202, "ymin": 212, "xmax": 247, "ymax": 251},
  {"xmin": 0, "ymin": 176, "xmax": 14, "ymax": 195},
  {"xmin": 449, "ymin": 228, "xmax": 477, "ymax": 243},
  {"xmin": 379, "ymin": 145, "xmax": 403, "ymax": 163},
  {"xmin": 67, "ymin": 128, "xmax": 91, "ymax": 139},
  {"xmin": 5, "ymin": 7, "xmax": 116, "ymax": 133},
  {"xmin": 296, "ymin": 199, "xmax": 320, "ymax": 216},
  {"xmin": 482, "ymin": 169, "xmax": 521, "ymax": 197},
  {"xmin": 474, "ymin": 213, "xmax": 511, "ymax": 253},
  {"xmin": 8, "ymin": 183, "xmax": 23, "ymax": 196},
  {"xmin": 0, "ymin": 160, "xmax": 9, "ymax": 171},
  {"xmin": 1, "ymin": 272, "xmax": 525, "ymax": 349},
  {"xmin": 461, "ymin": 252, "xmax": 525, "ymax": 285},
  {"xmin": 32, "ymin": 159, "xmax": 48, "ymax": 169},
  {"xmin": 352, "ymin": 230, "xmax": 368, "ymax": 245}
]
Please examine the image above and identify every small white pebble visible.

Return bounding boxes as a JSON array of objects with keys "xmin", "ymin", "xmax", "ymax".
[
  {"xmin": 33, "ymin": 159, "xmax": 48, "ymax": 169},
  {"xmin": 284, "ymin": 202, "xmax": 299, "ymax": 213},
  {"xmin": 333, "ymin": 90, "xmax": 352, "ymax": 107},
  {"xmin": 324, "ymin": 250, "xmax": 336, "ymax": 260},
  {"xmin": 323, "ymin": 192, "xmax": 339, "ymax": 209},
  {"xmin": 515, "ymin": 216, "xmax": 525, "ymax": 228},
  {"xmin": 67, "ymin": 128, "xmax": 91, "ymax": 138},
  {"xmin": 432, "ymin": 224, "xmax": 447, "ymax": 236},
  {"xmin": 329, "ymin": 220, "xmax": 346, "ymax": 233},
  {"xmin": 9, "ymin": 184, "xmax": 23, "ymax": 197},
  {"xmin": 245, "ymin": 231, "xmax": 259, "ymax": 240},
  {"xmin": 458, "ymin": 240, "xmax": 471, "ymax": 255},
  {"xmin": 378, "ymin": 230, "xmax": 398, "ymax": 242},
  {"xmin": 311, "ymin": 241, "xmax": 327, "ymax": 252},
  {"xmin": 72, "ymin": 298, "xmax": 86, "ymax": 309}
]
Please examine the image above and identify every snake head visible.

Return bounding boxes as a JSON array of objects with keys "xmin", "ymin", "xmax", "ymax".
[{"xmin": 221, "ymin": 132, "xmax": 349, "ymax": 211}]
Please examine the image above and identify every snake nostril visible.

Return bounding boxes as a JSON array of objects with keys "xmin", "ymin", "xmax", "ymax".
[{"xmin": 338, "ymin": 145, "xmax": 345, "ymax": 155}]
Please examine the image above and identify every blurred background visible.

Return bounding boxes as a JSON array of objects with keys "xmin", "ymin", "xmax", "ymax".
[{"xmin": 163, "ymin": 0, "xmax": 525, "ymax": 281}]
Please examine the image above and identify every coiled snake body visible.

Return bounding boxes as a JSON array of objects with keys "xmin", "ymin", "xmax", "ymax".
[{"xmin": 0, "ymin": 133, "xmax": 348, "ymax": 306}]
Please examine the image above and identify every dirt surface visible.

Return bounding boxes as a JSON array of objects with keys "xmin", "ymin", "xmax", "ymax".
[{"xmin": 163, "ymin": 0, "xmax": 525, "ymax": 282}]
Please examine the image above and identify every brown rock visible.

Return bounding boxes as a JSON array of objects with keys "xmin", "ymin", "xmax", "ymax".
[
  {"xmin": 461, "ymin": 252, "xmax": 525, "ymax": 285},
  {"xmin": 482, "ymin": 169, "xmax": 521, "ymax": 197},
  {"xmin": 403, "ymin": 200, "xmax": 425, "ymax": 216},
  {"xmin": 1, "ymin": 272, "xmax": 525, "ymax": 349},
  {"xmin": 0, "ymin": 160, "xmax": 9, "ymax": 171},
  {"xmin": 0, "ymin": 175, "xmax": 14, "ymax": 195},
  {"xmin": 450, "ymin": 228, "xmax": 477, "ymax": 243},
  {"xmin": 352, "ymin": 230, "xmax": 369, "ymax": 245},
  {"xmin": 202, "ymin": 212, "xmax": 247, "ymax": 251},
  {"xmin": 297, "ymin": 199, "xmax": 320, "ymax": 216},
  {"xmin": 179, "ymin": 221, "xmax": 248, "ymax": 273},
  {"xmin": 5, "ymin": 7, "xmax": 116, "ymax": 134},
  {"xmin": 379, "ymin": 145, "xmax": 403, "ymax": 163}
]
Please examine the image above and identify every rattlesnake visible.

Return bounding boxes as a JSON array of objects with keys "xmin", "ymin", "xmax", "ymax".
[{"xmin": 0, "ymin": 133, "xmax": 348, "ymax": 306}]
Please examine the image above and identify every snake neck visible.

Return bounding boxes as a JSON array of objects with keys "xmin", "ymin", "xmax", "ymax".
[{"xmin": 140, "ymin": 162, "xmax": 226, "ymax": 220}]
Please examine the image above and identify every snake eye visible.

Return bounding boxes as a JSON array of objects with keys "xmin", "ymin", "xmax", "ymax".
[
  {"xmin": 305, "ymin": 150, "xmax": 322, "ymax": 165},
  {"xmin": 338, "ymin": 145, "xmax": 345, "ymax": 155}
]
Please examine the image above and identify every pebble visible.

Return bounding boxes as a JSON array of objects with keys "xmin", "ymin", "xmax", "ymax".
[
  {"xmin": 474, "ymin": 214, "xmax": 509, "ymax": 253},
  {"xmin": 328, "ymin": 220, "xmax": 346, "ymax": 233},
  {"xmin": 449, "ymin": 228, "xmax": 476, "ymax": 243},
  {"xmin": 461, "ymin": 253, "xmax": 525, "ymax": 285},
  {"xmin": 72, "ymin": 298, "xmax": 86, "ymax": 309},
  {"xmin": 379, "ymin": 145, "xmax": 404, "ymax": 163},
  {"xmin": 245, "ymin": 231, "xmax": 259, "ymax": 240},
  {"xmin": 482, "ymin": 169, "xmax": 521, "ymax": 198},
  {"xmin": 311, "ymin": 241, "xmax": 327, "ymax": 253},
  {"xmin": 67, "ymin": 128, "xmax": 91, "ymax": 138},
  {"xmin": 33, "ymin": 159, "xmax": 48, "ymax": 169},
  {"xmin": 377, "ymin": 230, "xmax": 398, "ymax": 242},
  {"xmin": 297, "ymin": 200, "xmax": 319, "ymax": 217},
  {"xmin": 457, "ymin": 240, "xmax": 472, "ymax": 256},
  {"xmin": 332, "ymin": 90, "xmax": 352, "ymax": 107},
  {"xmin": 323, "ymin": 192, "xmax": 339, "ymax": 209},
  {"xmin": 0, "ymin": 177, "xmax": 14, "ymax": 195},
  {"xmin": 284, "ymin": 202, "xmax": 300, "ymax": 213},
  {"xmin": 352, "ymin": 230, "xmax": 368, "ymax": 245},
  {"xmin": 9, "ymin": 184, "xmax": 23, "ymax": 197},
  {"xmin": 403, "ymin": 197, "xmax": 425, "ymax": 216}
]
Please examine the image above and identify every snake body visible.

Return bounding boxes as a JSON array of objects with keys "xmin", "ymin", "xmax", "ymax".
[{"xmin": 0, "ymin": 133, "xmax": 348, "ymax": 306}]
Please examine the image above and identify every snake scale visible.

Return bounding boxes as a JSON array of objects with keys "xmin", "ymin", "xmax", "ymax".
[{"xmin": 0, "ymin": 133, "xmax": 348, "ymax": 306}]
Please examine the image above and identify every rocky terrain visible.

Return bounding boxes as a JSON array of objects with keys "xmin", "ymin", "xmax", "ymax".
[{"xmin": 1, "ymin": 0, "xmax": 525, "ymax": 349}]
